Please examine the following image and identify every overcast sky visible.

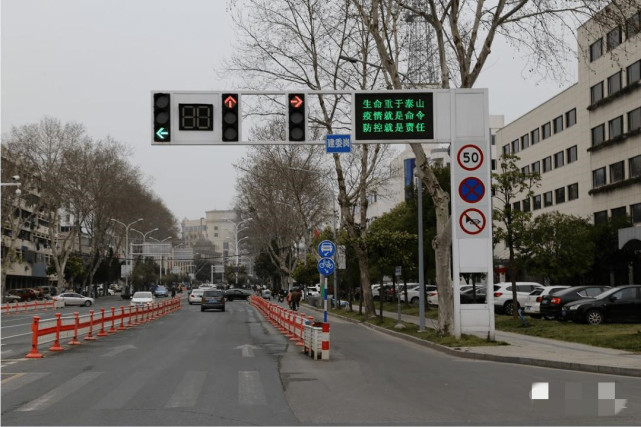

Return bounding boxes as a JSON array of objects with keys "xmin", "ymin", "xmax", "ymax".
[{"xmin": 2, "ymin": 0, "xmax": 577, "ymax": 222}]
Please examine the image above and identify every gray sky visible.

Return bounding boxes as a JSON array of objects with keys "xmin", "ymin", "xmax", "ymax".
[{"xmin": 1, "ymin": 0, "xmax": 576, "ymax": 222}]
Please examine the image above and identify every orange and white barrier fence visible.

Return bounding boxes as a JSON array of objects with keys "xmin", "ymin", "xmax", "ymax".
[
  {"xmin": 25, "ymin": 297, "xmax": 182, "ymax": 358},
  {"xmin": 2, "ymin": 300, "xmax": 56, "ymax": 315},
  {"xmin": 250, "ymin": 295, "xmax": 330, "ymax": 361}
]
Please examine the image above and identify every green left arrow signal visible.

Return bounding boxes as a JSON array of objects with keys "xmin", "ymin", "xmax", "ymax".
[{"xmin": 156, "ymin": 128, "xmax": 169, "ymax": 139}]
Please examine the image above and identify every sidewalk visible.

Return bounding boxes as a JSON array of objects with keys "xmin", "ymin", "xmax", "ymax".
[{"xmin": 305, "ymin": 302, "xmax": 641, "ymax": 378}]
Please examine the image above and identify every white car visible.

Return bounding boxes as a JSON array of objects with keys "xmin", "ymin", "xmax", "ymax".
[
  {"xmin": 523, "ymin": 286, "xmax": 570, "ymax": 318},
  {"xmin": 54, "ymin": 292, "xmax": 95, "ymax": 307},
  {"xmin": 396, "ymin": 284, "xmax": 438, "ymax": 304},
  {"xmin": 427, "ymin": 285, "xmax": 474, "ymax": 306},
  {"xmin": 493, "ymin": 282, "xmax": 544, "ymax": 315},
  {"xmin": 130, "ymin": 291, "xmax": 155, "ymax": 308},
  {"xmin": 305, "ymin": 285, "xmax": 321, "ymax": 299},
  {"xmin": 188, "ymin": 289, "xmax": 205, "ymax": 305}
]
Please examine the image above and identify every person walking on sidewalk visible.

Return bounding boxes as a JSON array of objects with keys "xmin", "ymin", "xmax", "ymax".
[{"xmin": 290, "ymin": 288, "xmax": 302, "ymax": 311}]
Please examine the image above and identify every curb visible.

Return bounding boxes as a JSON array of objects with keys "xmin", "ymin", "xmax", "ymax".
[{"xmin": 304, "ymin": 303, "xmax": 641, "ymax": 378}]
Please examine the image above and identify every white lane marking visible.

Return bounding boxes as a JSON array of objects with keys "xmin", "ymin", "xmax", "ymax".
[
  {"xmin": 92, "ymin": 370, "xmax": 149, "ymax": 410},
  {"xmin": 235, "ymin": 344, "xmax": 259, "ymax": 357},
  {"xmin": 17, "ymin": 371, "xmax": 102, "ymax": 411},
  {"xmin": 1, "ymin": 322, "xmax": 34, "ymax": 328},
  {"xmin": 1, "ymin": 332, "xmax": 32, "ymax": 340},
  {"xmin": 166, "ymin": 371, "xmax": 207, "ymax": 408},
  {"xmin": 238, "ymin": 371, "xmax": 266, "ymax": 406},
  {"xmin": 1, "ymin": 349, "xmax": 16, "ymax": 358},
  {"xmin": 1, "ymin": 372, "xmax": 49, "ymax": 393}
]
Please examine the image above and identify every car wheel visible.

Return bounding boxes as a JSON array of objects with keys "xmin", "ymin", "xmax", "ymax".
[
  {"xmin": 503, "ymin": 301, "xmax": 517, "ymax": 316},
  {"xmin": 222, "ymin": 307, "xmax": 225, "ymax": 312},
  {"xmin": 189, "ymin": 301, "xmax": 192, "ymax": 305},
  {"xmin": 411, "ymin": 297, "xmax": 419, "ymax": 304},
  {"xmin": 586, "ymin": 309, "xmax": 604, "ymax": 325},
  {"xmin": 84, "ymin": 300, "xmax": 92, "ymax": 307}
]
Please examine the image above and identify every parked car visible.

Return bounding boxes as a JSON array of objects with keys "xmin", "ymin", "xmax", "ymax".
[
  {"xmin": 428, "ymin": 285, "xmax": 475, "ymax": 306},
  {"xmin": 460, "ymin": 286, "xmax": 487, "ymax": 304},
  {"xmin": 4, "ymin": 293, "xmax": 22, "ymax": 303},
  {"xmin": 261, "ymin": 289, "xmax": 272, "ymax": 300},
  {"xmin": 372, "ymin": 284, "xmax": 396, "ymax": 301},
  {"xmin": 129, "ymin": 291, "xmax": 155, "ymax": 308},
  {"xmin": 305, "ymin": 285, "xmax": 321, "ymax": 299},
  {"xmin": 397, "ymin": 285, "xmax": 437, "ymax": 304},
  {"xmin": 523, "ymin": 286, "xmax": 570, "ymax": 318},
  {"xmin": 493, "ymin": 282, "xmax": 544, "ymax": 315},
  {"xmin": 37, "ymin": 285, "xmax": 58, "ymax": 299},
  {"xmin": 201, "ymin": 289, "xmax": 226, "ymax": 312},
  {"xmin": 562, "ymin": 285, "xmax": 641, "ymax": 325},
  {"xmin": 54, "ymin": 292, "xmax": 95, "ymax": 307},
  {"xmin": 154, "ymin": 286, "xmax": 169, "ymax": 298},
  {"xmin": 225, "ymin": 289, "xmax": 252, "ymax": 301},
  {"xmin": 12, "ymin": 288, "xmax": 40, "ymax": 302},
  {"xmin": 188, "ymin": 289, "xmax": 205, "ymax": 304},
  {"xmin": 539, "ymin": 285, "xmax": 611, "ymax": 320}
]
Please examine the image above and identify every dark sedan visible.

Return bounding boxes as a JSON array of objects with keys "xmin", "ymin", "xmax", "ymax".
[
  {"xmin": 460, "ymin": 287, "xmax": 487, "ymax": 304},
  {"xmin": 201, "ymin": 289, "xmax": 225, "ymax": 312},
  {"xmin": 539, "ymin": 285, "xmax": 611, "ymax": 320},
  {"xmin": 224, "ymin": 289, "xmax": 252, "ymax": 301},
  {"xmin": 562, "ymin": 285, "xmax": 641, "ymax": 325}
]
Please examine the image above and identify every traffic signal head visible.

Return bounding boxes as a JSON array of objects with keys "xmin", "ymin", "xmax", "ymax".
[
  {"xmin": 222, "ymin": 93, "xmax": 239, "ymax": 142},
  {"xmin": 153, "ymin": 93, "xmax": 171, "ymax": 142},
  {"xmin": 288, "ymin": 93, "xmax": 306, "ymax": 141}
]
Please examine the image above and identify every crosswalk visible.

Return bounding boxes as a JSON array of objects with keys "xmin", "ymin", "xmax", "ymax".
[{"xmin": 2, "ymin": 369, "xmax": 271, "ymax": 412}]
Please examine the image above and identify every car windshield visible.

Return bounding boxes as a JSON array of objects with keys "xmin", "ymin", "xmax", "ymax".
[
  {"xmin": 133, "ymin": 292, "xmax": 152, "ymax": 298},
  {"xmin": 204, "ymin": 290, "xmax": 223, "ymax": 297}
]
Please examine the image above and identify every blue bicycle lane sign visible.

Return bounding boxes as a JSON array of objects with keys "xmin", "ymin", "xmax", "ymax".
[{"xmin": 317, "ymin": 257, "xmax": 335, "ymax": 276}]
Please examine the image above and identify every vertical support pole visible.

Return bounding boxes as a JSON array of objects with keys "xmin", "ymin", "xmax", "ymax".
[
  {"xmin": 118, "ymin": 306, "xmax": 126, "ymax": 330},
  {"xmin": 69, "ymin": 312, "xmax": 81, "ymax": 345},
  {"xmin": 97, "ymin": 308, "xmax": 108, "ymax": 336},
  {"xmin": 108, "ymin": 307, "xmax": 117, "ymax": 333},
  {"xmin": 25, "ymin": 316, "xmax": 44, "ymax": 358},
  {"xmin": 49, "ymin": 313, "xmax": 64, "ymax": 350},
  {"xmin": 85, "ymin": 310, "xmax": 96, "ymax": 340}
]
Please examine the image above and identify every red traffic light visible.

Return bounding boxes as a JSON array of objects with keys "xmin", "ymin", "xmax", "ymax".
[{"xmin": 289, "ymin": 95, "xmax": 303, "ymax": 109}]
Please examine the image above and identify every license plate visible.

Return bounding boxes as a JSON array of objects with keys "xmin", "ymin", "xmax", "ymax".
[
  {"xmin": 561, "ymin": 308, "xmax": 567, "ymax": 316},
  {"xmin": 541, "ymin": 300, "xmax": 548, "ymax": 305},
  {"xmin": 208, "ymin": 298, "xmax": 219, "ymax": 303},
  {"xmin": 524, "ymin": 306, "xmax": 533, "ymax": 312}
]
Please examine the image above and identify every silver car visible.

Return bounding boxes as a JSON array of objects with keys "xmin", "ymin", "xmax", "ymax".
[{"xmin": 54, "ymin": 292, "xmax": 95, "ymax": 307}]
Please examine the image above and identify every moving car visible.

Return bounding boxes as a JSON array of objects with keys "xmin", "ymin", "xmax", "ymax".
[
  {"xmin": 4, "ymin": 293, "xmax": 22, "ymax": 303},
  {"xmin": 154, "ymin": 285, "xmax": 169, "ymax": 298},
  {"xmin": 11, "ymin": 288, "xmax": 39, "ymax": 302},
  {"xmin": 523, "ymin": 286, "xmax": 570, "ymax": 318},
  {"xmin": 493, "ymin": 282, "xmax": 544, "ymax": 316},
  {"xmin": 130, "ymin": 291, "xmax": 154, "ymax": 308},
  {"xmin": 201, "ymin": 289, "xmax": 225, "ymax": 312},
  {"xmin": 54, "ymin": 292, "xmax": 95, "ymax": 307},
  {"xmin": 261, "ymin": 289, "xmax": 272, "ymax": 300},
  {"xmin": 539, "ymin": 285, "xmax": 611, "ymax": 320},
  {"xmin": 562, "ymin": 285, "xmax": 641, "ymax": 325},
  {"xmin": 225, "ymin": 289, "xmax": 252, "ymax": 301},
  {"xmin": 188, "ymin": 289, "xmax": 205, "ymax": 304}
]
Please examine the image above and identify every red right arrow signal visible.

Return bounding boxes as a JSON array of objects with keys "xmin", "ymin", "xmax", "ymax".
[
  {"xmin": 224, "ymin": 95, "xmax": 237, "ymax": 109},
  {"xmin": 289, "ymin": 95, "xmax": 303, "ymax": 108}
]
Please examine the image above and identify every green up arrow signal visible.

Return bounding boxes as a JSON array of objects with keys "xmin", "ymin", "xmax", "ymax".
[{"xmin": 156, "ymin": 128, "xmax": 169, "ymax": 139}]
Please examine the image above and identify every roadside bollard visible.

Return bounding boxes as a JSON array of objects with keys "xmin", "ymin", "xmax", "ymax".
[
  {"xmin": 126, "ymin": 306, "xmax": 133, "ymax": 328},
  {"xmin": 108, "ymin": 307, "xmax": 117, "ymax": 333},
  {"xmin": 68, "ymin": 312, "xmax": 81, "ymax": 345},
  {"xmin": 25, "ymin": 316, "xmax": 44, "ymax": 358},
  {"xmin": 118, "ymin": 306, "xmax": 126, "ymax": 330},
  {"xmin": 97, "ymin": 308, "xmax": 108, "ymax": 336},
  {"xmin": 49, "ymin": 313, "xmax": 64, "ymax": 351}
]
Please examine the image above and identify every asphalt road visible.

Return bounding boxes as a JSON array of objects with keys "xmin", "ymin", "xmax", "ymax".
[{"xmin": 2, "ymin": 297, "xmax": 640, "ymax": 425}]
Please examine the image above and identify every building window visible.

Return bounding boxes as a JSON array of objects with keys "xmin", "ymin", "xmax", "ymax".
[
  {"xmin": 491, "ymin": 134, "xmax": 496, "ymax": 145},
  {"xmin": 531, "ymin": 161, "xmax": 541, "ymax": 174},
  {"xmin": 566, "ymin": 108, "xmax": 576, "ymax": 127},
  {"xmin": 511, "ymin": 139, "xmax": 520, "ymax": 153},
  {"xmin": 542, "ymin": 122, "xmax": 551, "ymax": 139},
  {"xmin": 521, "ymin": 165, "xmax": 530, "ymax": 174},
  {"xmin": 607, "ymin": 71, "xmax": 622, "ymax": 95},
  {"xmin": 531, "ymin": 128, "xmax": 540, "ymax": 145},
  {"xmin": 520, "ymin": 134, "xmax": 529, "ymax": 150},
  {"xmin": 214, "ymin": 226, "xmax": 218, "ymax": 230},
  {"xmin": 533, "ymin": 195, "xmax": 542, "ymax": 210},
  {"xmin": 611, "ymin": 206, "xmax": 627, "ymax": 219},
  {"xmin": 594, "ymin": 210, "xmax": 608, "ymax": 224},
  {"xmin": 522, "ymin": 198, "xmax": 531, "ymax": 212},
  {"xmin": 502, "ymin": 144, "xmax": 510, "ymax": 155},
  {"xmin": 542, "ymin": 156, "xmax": 552, "ymax": 172},
  {"xmin": 630, "ymin": 155, "xmax": 641, "ymax": 178},
  {"xmin": 607, "ymin": 27, "xmax": 622, "ymax": 51},
  {"xmin": 628, "ymin": 107, "xmax": 641, "ymax": 132},
  {"xmin": 626, "ymin": 11, "xmax": 641, "ymax": 39},
  {"xmin": 568, "ymin": 183, "xmax": 579, "ymax": 201},
  {"xmin": 589, "ymin": 38, "xmax": 603, "ymax": 61},
  {"xmin": 554, "ymin": 151, "xmax": 564, "ymax": 168},
  {"xmin": 627, "ymin": 60, "xmax": 641, "ymax": 85},
  {"xmin": 553, "ymin": 115, "xmax": 563, "ymax": 133},
  {"xmin": 631, "ymin": 203, "xmax": 641, "ymax": 223},
  {"xmin": 610, "ymin": 161, "xmax": 625, "ymax": 183},
  {"xmin": 513, "ymin": 201, "xmax": 521, "ymax": 212},
  {"xmin": 491, "ymin": 159, "xmax": 496, "ymax": 170},
  {"xmin": 555, "ymin": 187, "xmax": 565, "ymax": 204},
  {"xmin": 593, "ymin": 167, "xmax": 606, "ymax": 188},
  {"xmin": 567, "ymin": 146, "xmax": 577, "ymax": 164},
  {"xmin": 609, "ymin": 116, "xmax": 624, "ymax": 140},
  {"xmin": 590, "ymin": 81, "xmax": 604, "ymax": 105},
  {"xmin": 214, "ymin": 233, "xmax": 218, "ymax": 237},
  {"xmin": 591, "ymin": 124, "xmax": 605, "ymax": 146},
  {"xmin": 543, "ymin": 191, "xmax": 553, "ymax": 207}
]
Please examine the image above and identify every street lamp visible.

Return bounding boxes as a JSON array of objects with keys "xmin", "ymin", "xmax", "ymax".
[
  {"xmin": 110, "ymin": 217, "xmax": 143, "ymax": 295},
  {"xmin": 225, "ymin": 218, "xmax": 253, "ymax": 287},
  {"xmin": 148, "ymin": 236, "xmax": 172, "ymax": 281},
  {"xmin": 1, "ymin": 175, "xmax": 22, "ymax": 195},
  {"xmin": 130, "ymin": 227, "xmax": 159, "ymax": 244},
  {"xmin": 149, "ymin": 236, "xmax": 172, "ymax": 243}
]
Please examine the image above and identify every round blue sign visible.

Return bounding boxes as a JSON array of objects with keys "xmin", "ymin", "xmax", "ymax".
[
  {"xmin": 317, "ymin": 257, "xmax": 335, "ymax": 276},
  {"xmin": 317, "ymin": 240, "xmax": 336, "ymax": 258}
]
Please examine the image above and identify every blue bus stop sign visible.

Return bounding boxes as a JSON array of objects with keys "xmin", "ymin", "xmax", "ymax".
[
  {"xmin": 317, "ymin": 258, "xmax": 335, "ymax": 276},
  {"xmin": 317, "ymin": 240, "xmax": 336, "ymax": 258}
]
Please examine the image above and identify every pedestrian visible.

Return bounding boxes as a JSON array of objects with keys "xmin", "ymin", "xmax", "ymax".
[
  {"xmin": 290, "ymin": 288, "xmax": 302, "ymax": 311},
  {"xmin": 171, "ymin": 286, "xmax": 176, "ymax": 298}
]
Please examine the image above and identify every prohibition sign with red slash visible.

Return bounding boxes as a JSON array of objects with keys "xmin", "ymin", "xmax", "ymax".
[
  {"xmin": 459, "ymin": 208, "xmax": 486, "ymax": 235},
  {"xmin": 457, "ymin": 144, "xmax": 484, "ymax": 171}
]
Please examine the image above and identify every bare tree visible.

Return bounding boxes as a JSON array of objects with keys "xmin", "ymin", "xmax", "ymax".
[
  {"xmin": 352, "ymin": 0, "xmax": 636, "ymax": 334},
  {"xmin": 227, "ymin": 0, "xmax": 397, "ymax": 316}
]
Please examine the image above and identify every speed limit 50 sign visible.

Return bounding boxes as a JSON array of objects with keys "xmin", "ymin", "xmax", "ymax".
[{"xmin": 457, "ymin": 145, "xmax": 484, "ymax": 171}]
